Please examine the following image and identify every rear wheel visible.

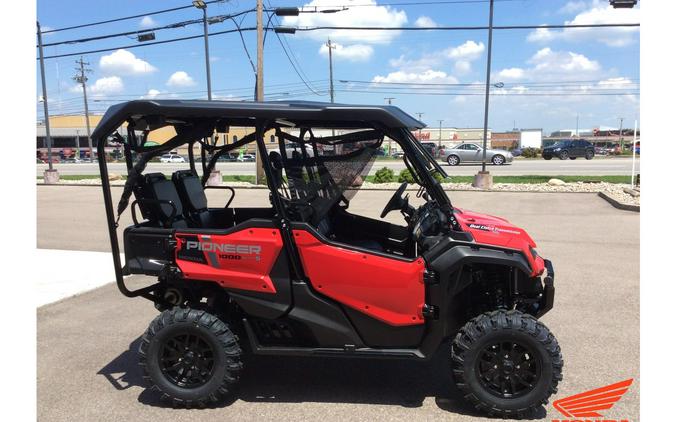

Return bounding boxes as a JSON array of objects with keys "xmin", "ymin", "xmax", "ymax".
[
  {"xmin": 451, "ymin": 310, "xmax": 563, "ymax": 418},
  {"xmin": 543, "ymin": 156, "xmax": 552, "ymax": 161},
  {"xmin": 447, "ymin": 155, "xmax": 460, "ymax": 166},
  {"xmin": 139, "ymin": 307, "xmax": 243, "ymax": 407}
]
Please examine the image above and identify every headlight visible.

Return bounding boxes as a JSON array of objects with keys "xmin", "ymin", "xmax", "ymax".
[{"xmin": 554, "ymin": 147, "xmax": 561, "ymax": 151}]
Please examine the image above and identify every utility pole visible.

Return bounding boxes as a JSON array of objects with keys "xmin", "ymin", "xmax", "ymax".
[
  {"xmin": 193, "ymin": 0, "xmax": 212, "ymax": 101},
  {"xmin": 74, "ymin": 56, "xmax": 93, "ymax": 161},
  {"xmin": 37, "ymin": 21, "xmax": 57, "ymax": 181},
  {"xmin": 618, "ymin": 117, "xmax": 624, "ymax": 151},
  {"xmin": 416, "ymin": 112, "xmax": 424, "ymax": 140},
  {"xmin": 255, "ymin": 0, "xmax": 265, "ymax": 184},
  {"xmin": 438, "ymin": 120, "xmax": 444, "ymax": 149},
  {"xmin": 326, "ymin": 38, "xmax": 336, "ymax": 103}
]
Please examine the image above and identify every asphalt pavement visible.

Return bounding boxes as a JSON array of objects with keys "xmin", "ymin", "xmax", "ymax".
[
  {"xmin": 36, "ymin": 156, "xmax": 640, "ymax": 177},
  {"xmin": 37, "ymin": 187, "xmax": 639, "ymax": 421}
]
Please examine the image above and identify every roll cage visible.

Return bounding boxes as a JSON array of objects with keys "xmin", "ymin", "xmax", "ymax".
[{"xmin": 93, "ymin": 100, "xmax": 459, "ymax": 304}]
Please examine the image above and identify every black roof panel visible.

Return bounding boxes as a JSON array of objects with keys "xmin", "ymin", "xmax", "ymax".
[{"xmin": 91, "ymin": 99, "xmax": 425, "ymax": 139}]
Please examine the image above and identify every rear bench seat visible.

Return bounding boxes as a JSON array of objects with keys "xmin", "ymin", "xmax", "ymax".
[
  {"xmin": 172, "ymin": 170, "xmax": 220, "ymax": 228},
  {"xmin": 138, "ymin": 173, "xmax": 188, "ymax": 228}
]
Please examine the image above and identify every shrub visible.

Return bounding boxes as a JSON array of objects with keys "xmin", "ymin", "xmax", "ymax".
[
  {"xmin": 431, "ymin": 170, "xmax": 448, "ymax": 183},
  {"xmin": 373, "ymin": 167, "xmax": 395, "ymax": 183},
  {"xmin": 398, "ymin": 169, "xmax": 415, "ymax": 184},
  {"xmin": 521, "ymin": 147, "xmax": 540, "ymax": 158}
]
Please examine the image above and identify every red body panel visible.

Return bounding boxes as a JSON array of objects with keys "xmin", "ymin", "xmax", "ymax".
[
  {"xmin": 292, "ymin": 229, "xmax": 426, "ymax": 326},
  {"xmin": 175, "ymin": 228, "xmax": 282, "ymax": 293},
  {"xmin": 454, "ymin": 208, "xmax": 546, "ymax": 276}
]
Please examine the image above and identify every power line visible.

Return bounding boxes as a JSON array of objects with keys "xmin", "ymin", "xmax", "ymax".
[
  {"xmin": 336, "ymin": 88, "xmax": 640, "ymax": 96},
  {"xmin": 42, "ymin": 0, "xmax": 228, "ymax": 34},
  {"xmin": 40, "ymin": 9, "xmax": 255, "ymax": 48},
  {"xmin": 341, "ymin": 78, "xmax": 640, "ymax": 87},
  {"xmin": 38, "ymin": 26, "xmax": 256, "ymax": 60},
  {"xmin": 294, "ymin": 22, "xmax": 640, "ymax": 32}
]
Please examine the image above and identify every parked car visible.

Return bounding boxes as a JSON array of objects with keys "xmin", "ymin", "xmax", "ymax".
[
  {"xmin": 217, "ymin": 153, "xmax": 239, "ymax": 162},
  {"xmin": 420, "ymin": 142, "xmax": 437, "ymax": 158},
  {"xmin": 392, "ymin": 151, "xmax": 405, "ymax": 159},
  {"xmin": 443, "ymin": 143, "xmax": 514, "ymax": 166},
  {"xmin": 160, "ymin": 154, "xmax": 186, "ymax": 163},
  {"xmin": 237, "ymin": 154, "xmax": 255, "ymax": 162},
  {"xmin": 62, "ymin": 157, "xmax": 82, "ymax": 163},
  {"xmin": 511, "ymin": 148, "xmax": 523, "ymax": 157},
  {"xmin": 542, "ymin": 139, "xmax": 594, "ymax": 160},
  {"xmin": 594, "ymin": 145, "xmax": 609, "ymax": 155}
]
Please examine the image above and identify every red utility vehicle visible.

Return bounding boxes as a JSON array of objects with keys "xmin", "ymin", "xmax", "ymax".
[{"xmin": 95, "ymin": 100, "xmax": 561, "ymax": 418}]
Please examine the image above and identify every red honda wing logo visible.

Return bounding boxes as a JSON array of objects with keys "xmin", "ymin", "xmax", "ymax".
[{"xmin": 553, "ymin": 378, "xmax": 633, "ymax": 418}]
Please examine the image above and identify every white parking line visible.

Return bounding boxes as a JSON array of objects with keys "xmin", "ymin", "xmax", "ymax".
[{"xmin": 36, "ymin": 249, "xmax": 122, "ymax": 307}]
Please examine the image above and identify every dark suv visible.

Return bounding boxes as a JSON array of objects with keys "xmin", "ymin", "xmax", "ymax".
[{"xmin": 543, "ymin": 139, "xmax": 595, "ymax": 160}]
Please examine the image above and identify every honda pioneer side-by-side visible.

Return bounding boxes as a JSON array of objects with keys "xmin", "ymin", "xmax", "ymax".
[{"xmin": 94, "ymin": 100, "xmax": 562, "ymax": 418}]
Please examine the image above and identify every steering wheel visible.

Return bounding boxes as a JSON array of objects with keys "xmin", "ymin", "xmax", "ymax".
[{"xmin": 380, "ymin": 182, "xmax": 408, "ymax": 218}]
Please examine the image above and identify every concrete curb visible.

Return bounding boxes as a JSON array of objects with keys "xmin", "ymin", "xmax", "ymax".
[
  {"xmin": 598, "ymin": 191, "xmax": 640, "ymax": 212},
  {"xmin": 37, "ymin": 182, "xmax": 603, "ymax": 194}
]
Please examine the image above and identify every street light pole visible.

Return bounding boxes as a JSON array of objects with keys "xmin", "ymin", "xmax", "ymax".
[
  {"xmin": 255, "ymin": 0, "xmax": 265, "ymax": 184},
  {"xmin": 480, "ymin": 0, "xmax": 494, "ymax": 174},
  {"xmin": 37, "ymin": 21, "xmax": 56, "ymax": 178},
  {"xmin": 438, "ymin": 120, "xmax": 443, "ymax": 149},
  {"xmin": 618, "ymin": 117, "xmax": 624, "ymax": 151},
  {"xmin": 416, "ymin": 112, "xmax": 424, "ymax": 140}
]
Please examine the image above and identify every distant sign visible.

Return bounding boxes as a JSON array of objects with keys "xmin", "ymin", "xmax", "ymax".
[{"xmin": 414, "ymin": 132, "xmax": 431, "ymax": 140}]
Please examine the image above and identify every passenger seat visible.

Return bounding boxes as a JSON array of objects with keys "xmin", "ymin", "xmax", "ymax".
[
  {"xmin": 172, "ymin": 170, "xmax": 217, "ymax": 228},
  {"xmin": 139, "ymin": 173, "xmax": 187, "ymax": 228}
]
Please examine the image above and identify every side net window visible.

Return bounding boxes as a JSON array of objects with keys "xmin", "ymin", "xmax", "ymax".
[{"xmin": 274, "ymin": 128, "xmax": 383, "ymax": 225}]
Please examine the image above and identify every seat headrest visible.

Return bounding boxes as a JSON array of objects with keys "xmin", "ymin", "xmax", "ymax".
[{"xmin": 172, "ymin": 170, "xmax": 208, "ymax": 212}]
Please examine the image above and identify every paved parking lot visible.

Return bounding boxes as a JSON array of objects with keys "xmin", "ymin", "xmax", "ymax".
[{"xmin": 37, "ymin": 186, "xmax": 639, "ymax": 421}]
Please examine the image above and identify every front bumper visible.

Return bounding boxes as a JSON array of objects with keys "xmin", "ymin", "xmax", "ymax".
[{"xmin": 535, "ymin": 259, "xmax": 555, "ymax": 318}]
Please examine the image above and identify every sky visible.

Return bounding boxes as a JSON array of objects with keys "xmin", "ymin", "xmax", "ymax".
[{"xmin": 36, "ymin": 0, "xmax": 640, "ymax": 134}]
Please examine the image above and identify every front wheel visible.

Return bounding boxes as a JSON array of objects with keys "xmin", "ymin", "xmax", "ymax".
[
  {"xmin": 451, "ymin": 310, "xmax": 563, "ymax": 418},
  {"xmin": 558, "ymin": 150, "xmax": 569, "ymax": 160},
  {"xmin": 492, "ymin": 155, "xmax": 505, "ymax": 165},
  {"xmin": 139, "ymin": 307, "xmax": 244, "ymax": 407}
]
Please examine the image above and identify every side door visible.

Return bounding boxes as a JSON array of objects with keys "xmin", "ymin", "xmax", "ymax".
[
  {"xmin": 291, "ymin": 227, "xmax": 426, "ymax": 328},
  {"xmin": 462, "ymin": 143, "xmax": 482, "ymax": 162}
]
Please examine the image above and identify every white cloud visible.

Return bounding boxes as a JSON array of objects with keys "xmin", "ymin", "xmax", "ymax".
[
  {"xmin": 414, "ymin": 16, "xmax": 437, "ymax": 28},
  {"xmin": 494, "ymin": 48, "xmax": 601, "ymax": 83},
  {"xmin": 139, "ymin": 16, "xmax": 157, "ymax": 28},
  {"xmin": 282, "ymin": 0, "xmax": 407, "ymax": 44},
  {"xmin": 99, "ymin": 49, "xmax": 157, "ymax": 75},
  {"xmin": 444, "ymin": 40, "xmax": 484, "ymax": 61},
  {"xmin": 319, "ymin": 43, "xmax": 373, "ymax": 61},
  {"xmin": 372, "ymin": 70, "xmax": 458, "ymax": 84},
  {"xmin": 454, "ymin": 60, "xmax": 471, "ymax": 75},
  {"xmin": 497, "ymin": 67, "xmax": 525, "ymax": 80},
  {"xmin": 167, "ymin": 71, "xmax": 196, "ymax": 87},
  {"xmin": 558, "ymin": 1, "xmax": 588, "ymax": 14},
  {"xmin": 70, "ymin": 76, "xmax": 124, "ymax": 95},
  {"xmin": 388, "ymin": 40, "xmax": 484, "ymax": 75},
  {"xmin": 528, "ymin": 2, "xmax": 640, "ymax": 47},
  {"xmin": 141, "ymin": 89, "xmax": 162, "ymax": 99},
  {"xmin": 598, "ymin": 77, "xmax": 632, "ymax": 88}
]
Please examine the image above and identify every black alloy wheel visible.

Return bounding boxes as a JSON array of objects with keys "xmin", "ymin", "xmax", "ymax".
[
  {"xmin": 160, "ymin": 332, "xmax": 216, "ymax": 388},
  {"xmin": 559, "ymin": 150, "xmax": 569, "ymax": 160},
  {"xmin": 476, "ymin": 341, "xmax": 540, "ymax": 399}
]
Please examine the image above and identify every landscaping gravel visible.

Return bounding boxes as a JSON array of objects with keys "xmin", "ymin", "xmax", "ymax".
[{"xmin": 39, "ymin": 178, "xmax": 640, "ymax": 206}]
